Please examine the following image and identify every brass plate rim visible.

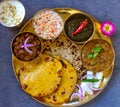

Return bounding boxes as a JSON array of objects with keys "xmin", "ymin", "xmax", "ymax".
[{"xmin": 12, "ymin": 7, "xmax": 115, "ymax": 107}]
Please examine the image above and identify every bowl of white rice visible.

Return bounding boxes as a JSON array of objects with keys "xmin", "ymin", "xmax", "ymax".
[
  {"xmin": 0, "ymin": 0, "xmax": 25, "ymax": 29},
  {"xmin": 32, "ymin": 9, "xmax": 64, "ymax": 40}
]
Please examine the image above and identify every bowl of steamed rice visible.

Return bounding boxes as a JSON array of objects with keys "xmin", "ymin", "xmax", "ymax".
[{"xmin": 32, "ymin": 9, "xmax": 64, "ymax": 40}]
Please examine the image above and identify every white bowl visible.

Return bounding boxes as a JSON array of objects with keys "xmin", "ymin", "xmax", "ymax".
[{"xmin": 0, "ymin": 0, "xmax": 25, "ymax": 29}]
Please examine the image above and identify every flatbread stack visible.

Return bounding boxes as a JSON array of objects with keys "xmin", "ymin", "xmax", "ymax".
[
  {"xmin": 42, "ymin": 58, "xmax": 77, "ymax": 104},
  {"xmin": 19, "ymin": 54, "xmax": 63, "ymax": 97},
  {"xmin": 18, "ymin": 54, "xmax": 77, "ymax": 104}
]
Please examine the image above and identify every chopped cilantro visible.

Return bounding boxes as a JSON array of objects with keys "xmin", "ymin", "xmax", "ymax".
[
  {"xmin": 87, "ymin": 46, "xmax": 102, "ymax": 58},
  {"xmin": 82, "ymin": 78, "xmax": 100, "ymax": 82},
  {"xmin": 87, "ymin": 54, "xmax": 93, "ymax": 58}
]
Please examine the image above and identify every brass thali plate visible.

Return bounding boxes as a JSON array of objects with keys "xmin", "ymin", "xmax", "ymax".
[{"xmin": 12, "ymin": 8, "xmax": 115, "ymax": 106}]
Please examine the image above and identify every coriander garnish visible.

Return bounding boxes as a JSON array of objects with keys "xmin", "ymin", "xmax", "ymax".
[
  {"xmin": 87, "ymin": 46, "xmax": 102, "ymax": 58},
  {"xmin": 81, "ymin": 78, "xmax": 100, "ymax": 82}
]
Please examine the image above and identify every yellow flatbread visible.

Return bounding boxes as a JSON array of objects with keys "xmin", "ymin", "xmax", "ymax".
[
  {"xmin": 42, "ymin": 58, "xmax": 77, "ymax": 104},
  {"xmin": 19, "ymin": 54, "xmax": 63, "ymax": 97}
]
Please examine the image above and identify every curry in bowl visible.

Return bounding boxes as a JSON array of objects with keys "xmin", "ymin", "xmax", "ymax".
[
  {"xmin": 64, "ymin": 13, "xmax": 94, "ymax": 44},
  {"xmin": 81, "ymin": 39, "xmax": 114, "ymax": 72},
  {"xmin": 12, "ymin": 32, "xmax": 41, "ymax": 62}
]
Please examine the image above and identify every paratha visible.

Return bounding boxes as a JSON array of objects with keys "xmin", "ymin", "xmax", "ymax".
[
  {"xmin": 43, "ymin": 33, "xmax": 82, "ymax": 72},
  {"xmin": 41, "ymin": 58, "xmax": 77, "ymax": 104},
  {"xmin": 19, "ymin": 54, "xmax": 63, "ymax": 97}
]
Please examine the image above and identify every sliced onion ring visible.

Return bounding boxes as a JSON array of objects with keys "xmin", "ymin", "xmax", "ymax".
[
  {"xmin": 90, "ymin": 87, "xmax": 101, "ymax": 91},
  {"xmin": 70, "ymin": 93, "xmax": 83, "ymax": 101},
  {"xmin": 21, "ymin": 36, "xmax": 34, "ymax": 53},
  {"xmin": 76, "ymin": 84, "xmax": 83, "ymax": 99},
  {"xmin": 70, "ymin": 84, "xmax": 84, "ymax": 101}
]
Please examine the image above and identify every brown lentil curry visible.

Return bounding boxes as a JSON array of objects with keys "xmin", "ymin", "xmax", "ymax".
[{"xmin": 81, "ymin": 39, "xmax": 114, "ymax": 71}]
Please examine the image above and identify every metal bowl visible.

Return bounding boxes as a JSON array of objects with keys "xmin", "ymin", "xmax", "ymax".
[
  {"xmin": 11, "ymin": 32, "xmax": 42, "ymax": 62},
  {"xmin": 64, "ymin": 13, "xmax": 95, "ymax": 44},
  {"xmin": 32, "ymin": 9, "xmax": 64, "ymax": 40},
  {"xmin": 81, "ymin": 38, "xmax": 115, "ymax": 72}
]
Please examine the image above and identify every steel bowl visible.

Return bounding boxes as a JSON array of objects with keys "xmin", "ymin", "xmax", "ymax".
[{"xmin": 64, "ymin": 13, "xmax": 95, "ymax": 44}]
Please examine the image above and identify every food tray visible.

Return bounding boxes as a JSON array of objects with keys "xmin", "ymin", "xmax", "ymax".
[{"xmin": 12, "ymin": 8, "xmax": 115, "ymax": 107}]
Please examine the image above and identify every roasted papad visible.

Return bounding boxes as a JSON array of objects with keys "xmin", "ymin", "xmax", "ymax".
[
  {"xmin": 41, "ymin": 58, "xmax": 77, "ymax": 104},
  {"xmin": 19, "ymin": 54, "xmax": 63, "ymax": 97}
]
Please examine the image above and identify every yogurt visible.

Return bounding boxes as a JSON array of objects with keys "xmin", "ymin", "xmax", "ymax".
[{"xmin": 0, "ymin": 0, "xmax": 25, "ymax": 27}]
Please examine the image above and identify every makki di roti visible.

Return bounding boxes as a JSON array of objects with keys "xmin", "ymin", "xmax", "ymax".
[
  {"xmin": 19, "ymin": 54, "xmax": 63, "ymax": 97},
  {"xmin": 18, "ymin": 54, "xmax": 77, "ymax": 104},
  {"xmin": 41, "ymin": 58, "xmax": 77, "ymax": 104}
]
